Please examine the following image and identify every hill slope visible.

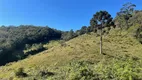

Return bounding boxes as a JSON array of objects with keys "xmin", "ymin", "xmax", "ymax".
[
  {"xmin": 0, "ymin": 29, "xmax": 142, "ymax": 80},
  {"xmin": 0, "ymin": 26, "xmax": 62, "ymax": 66}
]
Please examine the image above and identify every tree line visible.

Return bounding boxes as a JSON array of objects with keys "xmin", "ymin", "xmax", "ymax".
[{"xmin": 0, "ymin": 24, "xmax": 100, "ymax": 65}]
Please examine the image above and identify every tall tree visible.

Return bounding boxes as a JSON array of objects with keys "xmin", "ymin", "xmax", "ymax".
[
  {"xmin": 80, "ymin": 26, "xmax": 87, "ymax": 35},
  {"xmin": 90, "ymin": 11, "xmax": 114, "ymax": 54},
  {"xmin": 117, "ymin": 2, "xmax": 136, "ymax": 29},
  {"xmin": 61, "ymin": 29, "xmax": 76, "ymax": 41},
  {"xmin": 69, "ymin": 29, "xmax": 75, "ymax": 38}
]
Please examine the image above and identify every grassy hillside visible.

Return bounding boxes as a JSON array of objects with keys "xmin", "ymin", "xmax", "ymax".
[
  {"xmin": 0, "ymin": 28, "xmax": 142, "ymax": 80},
  {"xmin": 0, "ymin": 26, "xmax": 62, "ymax": 66}
]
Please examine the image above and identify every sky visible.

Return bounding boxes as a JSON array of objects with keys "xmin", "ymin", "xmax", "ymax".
[{"xmin": 0, "ymin": 0, "xmax": 141, "ymax": 31}]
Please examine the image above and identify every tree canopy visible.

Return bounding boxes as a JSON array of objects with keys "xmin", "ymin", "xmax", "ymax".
[{"xmin": 90, "ymin": 11, "xmax": 115, "ymax": 54}]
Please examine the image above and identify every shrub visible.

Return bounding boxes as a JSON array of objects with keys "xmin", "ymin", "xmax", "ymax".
[
  {"xmin": 23, "ymin": 43, "xmax": 45, "ymax": 56},
  {"xmin": 67, "ymin": 61, "xmax": 99, "ymax": 80},
  {"xmin": 15, "ymin": 68, "xmax": 27, "ymax": 78},
  {"xmin": 66, "ymin": 58, "xmax": 142, "ymax": 80},
  {"xmin": 38, "ymin": 70, "xmax": 54, "ymax": 77},
  {"xmin": 94, "ymin": 58, "xmax": 142, "ymax": 80}
]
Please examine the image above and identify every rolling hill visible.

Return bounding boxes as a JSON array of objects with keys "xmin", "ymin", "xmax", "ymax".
[{"xmin": 0, "ymin": 28, "xmax": 142, "ymax": 80}]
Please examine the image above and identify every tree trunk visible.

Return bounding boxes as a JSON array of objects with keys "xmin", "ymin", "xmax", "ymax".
[
  {"xmin": 126, "ymin": 20, "xmax": 129, "ymax": 29},
  {"xmin": 100, "ymin": 23, "xmax": 103, "ymax": 54},
  {"xmin": 100, "ymin": 28, "xmax": 102, "ymax": 54}
]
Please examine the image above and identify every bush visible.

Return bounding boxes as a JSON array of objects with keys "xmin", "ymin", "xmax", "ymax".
[
  {"xmin": 67, "ymin": 61, "xmax": 99, "ymax": 80},
  {"xmin": 38, "ymin": 70, "xmax": 54, "ymax": 77},
  {"xmin": 23, "ymin": 43, "xmax": 45, "ymax": 56},
  {"xmin": 66, "ymin": 57, "xmax": 142, "ymax": 80},
  {"xmin": 94, "ymin": 57, "xmax": 142, "ymax": 80},
  {"xmin": 15, "ymin": 68, "xmax": 27, "ymax": 78}
]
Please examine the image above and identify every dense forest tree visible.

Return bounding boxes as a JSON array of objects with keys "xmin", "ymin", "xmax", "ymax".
[
  {"xmin": 115, "ymin": 3, "xmax": 142, "ymax": 44},
  {"xmin": 90, "ymin": 11, "xmax": 115, "ymax": 54},
  {"xmin": 129, "ymin": 11, "xmax": 142, "ymax": 43},
  {"xmin": 79, "ymin": 26, "xmax": 87, "ymax": 35},
  {"xmin": 61, "ymin": 29, "xmax": 76, "ymax": 41},
  {"xmin": 116, "ymin": 2, "xmax": 136, "ymax": 29}
]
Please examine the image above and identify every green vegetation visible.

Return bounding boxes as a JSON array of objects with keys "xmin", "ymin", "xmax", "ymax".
[
  {"xmin": 90, "ymin": 11, "xmax": 115, "ymax": 54},
  {"xmin": 0, "ymin": 25, "xmax": 62, "ymax": 65},
  {"xmin": 23, "ymin": 43, "xmax": 45, "ymax": 56},
  {"xmin": 0, "ymin": 2, "xmax": 142, "ymax": 80},
  {"xmin": 14, "ymin": 68, "xmax": 28, "ymax": 78},
  {"xmin": 0, "ymin": 25, "xmax": 91, "ymax": 66},
  {"xmin": 117, "ymin": 2, "xmax": 136, "ymax": 29},
  {"xmin": 0, "ymin": 29, "xmax": 142, "ymax": 79}
]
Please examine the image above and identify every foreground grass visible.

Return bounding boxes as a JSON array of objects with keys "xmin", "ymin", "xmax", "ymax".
[{"xmin": 0, "ymin": 29, "xmax": 142, "ymax": 80}]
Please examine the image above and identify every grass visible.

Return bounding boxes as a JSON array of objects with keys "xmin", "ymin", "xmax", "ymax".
[{"xmin": 0, "ymin": 28, "xmax": 142, "ymax": 80}]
